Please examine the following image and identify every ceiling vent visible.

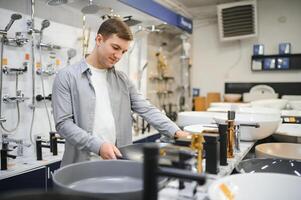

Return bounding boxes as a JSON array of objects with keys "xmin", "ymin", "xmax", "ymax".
[{"xmin": 217, "ymin": 0, "xmax": 257, "ymax": 41}]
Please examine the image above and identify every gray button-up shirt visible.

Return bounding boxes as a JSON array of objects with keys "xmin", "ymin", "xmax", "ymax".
[{"xmin": 52, "ymin": 59, "xmax": 180, "ymax": 167}]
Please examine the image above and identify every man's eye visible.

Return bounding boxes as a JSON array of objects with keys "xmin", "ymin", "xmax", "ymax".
[{"xmin": 112, "ymin": 46, "xmax": 119, "ymax": 50}]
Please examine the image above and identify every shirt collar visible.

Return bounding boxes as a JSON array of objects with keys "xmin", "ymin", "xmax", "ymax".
[
  {"xmin": 79, "ymin": 58, "xmax": 90, "ymax": 74},
  {"xmin": 78, "ymin": 58, "xmax": 116, "ymax": 75}
]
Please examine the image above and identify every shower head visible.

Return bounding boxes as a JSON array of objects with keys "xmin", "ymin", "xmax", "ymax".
[
  {"xmin": 47, "ymin": 0, "xmax": 68, "ymax": 6},
  {"xmin": 41, "ymin": 19, "xmax": 50, "ymax": 32},
  {"xmin": 81, "ymin": 0, "xmax": 100, "ymax": 14},
  {"xmin": 67, "ymin": 48, "xmax": 77, "ymax": 65},
  {"xmin": 11, "ymin": 13, "xmax": 22, "ymax": 20},
  {"xmin": 67, "ymin": 48, "xmax": 77, "ymax": 59},
  {"xmin": 4, "ymin": 13, "xmax": 22, "ymax": 32},
  {"xmin": 123, "ymin": 16, "xmax": 141, "ymax": 27}
]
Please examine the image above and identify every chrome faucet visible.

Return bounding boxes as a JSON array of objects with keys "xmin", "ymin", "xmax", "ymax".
[
  {"xmin": 3, "ymin": 90, "xmax": 29, "ymax": 103},
  {"xmin": 235, "ymin": 122, "xmax": 260, "ymax": 152},
  {"xmin": 2, "ymin": 62, "xmax": 28, "ymax": 75},
  {"xmin": 36, "ymin": 64, "xmax": 56, "ymax": 76},
  {"xmin": 3, "ymin": 32, "xmax": 29, "ymax": 47},
  {"xmin": 234, "ymin": 125, "xmax": 241, "ymax": 153},
  {"xmin": 1, "ymin": 134, "xmax": 31, "ymax": 156}
]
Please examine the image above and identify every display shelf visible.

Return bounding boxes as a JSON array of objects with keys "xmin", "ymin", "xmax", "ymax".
[
  {"xmin": 149, "ymin": 76, "xmax": 175, "ymax": 81},
  {"xmin": 251, "ymin": 53, "xmax": 301, "ymax": 71}
]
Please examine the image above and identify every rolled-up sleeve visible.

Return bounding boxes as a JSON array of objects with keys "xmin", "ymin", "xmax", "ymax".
[{"xmin": 52, "ymin": 70, "xmax": 104, "ymax": 155}]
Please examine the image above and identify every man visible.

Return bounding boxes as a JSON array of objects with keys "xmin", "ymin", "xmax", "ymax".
[{"xmin": 52, "ymin": 18, "xmax": 188, "ymax": 167}]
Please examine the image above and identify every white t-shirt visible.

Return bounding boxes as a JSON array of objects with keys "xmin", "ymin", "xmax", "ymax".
[{"xmin": 87, "ymin": 63, "xmax": 116, "ymax": 145}]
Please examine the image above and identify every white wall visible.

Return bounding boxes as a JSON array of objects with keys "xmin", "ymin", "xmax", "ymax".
[
  {"xmin": 0, "ymin": 6, "xmax": 147, "ymax": 150},
  {"xmin": 0, "ymin": 7, "xmax": 95, "ymax": 144},
  {"xmin": 191, "ymin": 0, "xmax": 301, "ymax": 96}
]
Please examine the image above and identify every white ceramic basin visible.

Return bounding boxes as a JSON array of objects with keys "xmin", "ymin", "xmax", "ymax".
[
  {"xmin": 251, "ymin": 99, "xmax": 288, "ymax": 110},
  {"xmin": 177, "ymin": 111, "xmax": 225, "ymax": 127},
  {"xmin": 238, "ymin": 107, "xmax": 280, "ymax": 115},
  {"xmin": 209, "ymin": 102, "xmax": 251, "ymax": 108},
  {"xmin": 223, "ymin": 94, "xmax": 242, "ymax": 102},
  {"xmin": 208, "ymin": 173, "xmax": 301, "ymax": 200},
  {"xmin": 256, "ymin": 143, "xmax": 301, "ymax": 161},
  {"xmin": 289, "ymin": 101, "xmax": 301, "ymax": 110},
  {"xmin": 273, "ymin": 124, "xmax": 301, "ymax": 143},
  {"xmin": 177, "ymin": 110, "xmax": 281, "ymax": 141},
  {"xmin": 275, "ymin": 124, "xmax": 301, "ymax": 137},
  {"xmin": 281, "ymin": 109, "xmax": 301, "ymax": 117},
  {"xmin": 184, "ymin": 124, "xmax": 218, "ymax": 134},
  {"xmin": 282, "ymin": 95, "xmax": 301, "ymax": 100}
]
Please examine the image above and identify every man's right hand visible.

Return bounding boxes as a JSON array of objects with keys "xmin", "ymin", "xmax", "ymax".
[{"xmin": 99, "ymin": 143, "xmax": 122, "ymax": 160}]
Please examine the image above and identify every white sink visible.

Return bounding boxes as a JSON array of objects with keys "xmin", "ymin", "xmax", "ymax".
[
  {"xmin": 251, "ymin": 99, "xmax": 288, "ymax": 110},
  {"xmin": 243, "ymin": 84, "xmax": 278, "ymax": 102},
  {"xmin": 256, "ymin": 143, "xmax": 301, "ymax": 161},
  {"xmin": 282, "ymin": 95, "xmax": 301, "ymax": 100},
  {"xmin": 273, "ymin": 124, "xmax": 301, "ymax": 143},
  {"xmin": 177, "ymin": 109, "xmax": 281, "ymax": 141},
  {"xmin": 208, "ymin": 173, "xmax": 301, "ymax": 200},
  {"xmin": 209, "ymin": 102, "xmax": 251, "ymax": 108},
  {"xmin": 289, "ymin": 101, "xmax": 301, "ymax": 110},
  {"xmin": 184, "ymin": 124, "xmax": 218, "ymax": 134},
  {"xmin": 223, "ymin": 94, "xmax": 242, "ymax": 102},
  {"xmin": 177, "ymin": 111, "xmax": 224, "ymax": 127},
  {"xmin": 281, "ymin": 109, "xmax": 301, "ymax": 117},
  {"xmin": 208, "ymin": 102, "xmax": 251, "ymax": 112},
  {"xmin": 275, "ymin": 123, "xmax": 301, "ymax": 137}
]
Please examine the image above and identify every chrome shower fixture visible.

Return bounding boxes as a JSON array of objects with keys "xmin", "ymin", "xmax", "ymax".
[
  {"xmin": 2, "ymin": 90, "xmax": 29, "ymax": 104},
  {"xmin": 4, "ymin": 14, "xmax": 22, "ymax": 32},
  {"xmin": 67, "ymin": 48, "xmax": 76, "ymax": 59},
  {"xmin": 3, "ymin": 32, "xmax": 29, "ymax": 47},
  {"xmin": 67, "ymin": 48, "xmax": 76, "ymax": 65},
  {"xmin": 41, "ymin": 19, "xmax": 50, "ymax": 32},
  {"xmin": 81, "ymin": 0, "xmax": 100, "ymax": 14},
  {"xmin": 46, "ymin": 0, "xmax": 68, "ymax": 6},
  {"xmin": 2, "ymin": 65, "xmax": 28, "ymax": 75},
  {"xmin": 37, "ymin": 42, "xmax": 61, "ymax": 51}
]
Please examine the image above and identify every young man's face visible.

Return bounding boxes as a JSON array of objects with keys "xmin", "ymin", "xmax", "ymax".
[{"xmin": 95, "ymin": 34, "xmax": 130, "ymax": 69}]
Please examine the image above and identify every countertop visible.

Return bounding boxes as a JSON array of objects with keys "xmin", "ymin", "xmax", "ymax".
[
  {"xmin": 159, "ymin": 141, "xmax": 255, "ymax": 200},
  {"xmin": 0, "ymin": 145, "xmax": 64, "ymax": 180},
  {"xmin": 0, "ymin": 130, "xmax": 159, "ymax": 180},
  {"xmin": 1, "ymin": 136, "xmax": 255, "ymax": 200}
]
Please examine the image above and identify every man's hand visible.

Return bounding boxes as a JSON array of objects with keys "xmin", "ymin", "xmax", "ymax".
[
  {"xmin": 174, "ymin": 130, "xmax": 190, "ymax": 139},
  {"xmin": 99, "ymin": 143, "xmax": 122, "ymax": 159}
]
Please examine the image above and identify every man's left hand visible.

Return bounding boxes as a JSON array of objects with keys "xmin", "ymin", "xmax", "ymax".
[{"xmin": 174, "ymin": 130, "xmax": 190, "ymax": 139}]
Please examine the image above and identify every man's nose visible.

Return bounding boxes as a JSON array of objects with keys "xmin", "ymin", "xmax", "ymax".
[{"xmin": 114, "ymin": 51, "xmax": 123, "ymax": 60}]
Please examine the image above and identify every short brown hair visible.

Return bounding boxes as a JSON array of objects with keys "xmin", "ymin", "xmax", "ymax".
[{"xmin": 97, "ymin": 17, "xmax": 133, "ymax": 41}]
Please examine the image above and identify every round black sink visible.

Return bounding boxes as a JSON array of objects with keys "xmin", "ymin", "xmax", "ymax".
[{"xmin": 236, "ymin": 158, "xmax": 301, "ymax": 177}]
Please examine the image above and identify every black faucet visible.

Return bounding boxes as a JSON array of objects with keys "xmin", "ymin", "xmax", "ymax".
[
  {"xmin": 141, "ymin": 119, "xmax": 151, "ymax": 134},
  {"xmin": 143, "ymin": 144, "xmax": 206, "ymax": 200},
  {"xmin": 36, "ymin": 136, "xmax": 58, "ymax": 160},
  {"xmin": 49, "ymin": 132, "xmax": 65, "ymax": 154},
  {"xmin": 1, "ymin": 140, "xmax": 17, "ymax": 170}
]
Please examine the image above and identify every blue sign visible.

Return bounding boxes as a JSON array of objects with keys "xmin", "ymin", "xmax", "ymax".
[
  {"xmin": 177, "ymin": 16, "xmax": 192, "ymax": 34},
  {"xmin": 119, "ymin": 0, "xmax": 193, "ymax": 34}
]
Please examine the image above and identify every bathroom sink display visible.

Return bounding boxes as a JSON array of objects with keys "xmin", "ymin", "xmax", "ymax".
[
  {"xmin": 255, "ymin": 143, "xmax": 301, "ymax": 161},
  {"xmin": 178, "ymin": 109, "xmax": 281, "ymax": 141},
  {"xmin": 208, "ymin": 173, "xmax": 301, "ymax": 200},
  {"xmin": 251, "ymin": 99, "xmax": 288, "ymax": 110},
  {"xmin": 236, "ymin": 158, "xmax": 301, "ymax": 176}
]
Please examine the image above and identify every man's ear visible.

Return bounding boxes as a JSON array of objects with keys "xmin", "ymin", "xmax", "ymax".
[{"xmin": 95, "ymin": 34, "xmax": 103, "ymax": 46}]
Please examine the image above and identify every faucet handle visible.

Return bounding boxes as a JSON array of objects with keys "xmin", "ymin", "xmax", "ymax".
[
  {"xmin": 227, "ymin": 110, "xmax": 235, "ymax": 120},
  {"xmin": 239, "ymin": 123, "xmax": 260, "ymax": 128}
]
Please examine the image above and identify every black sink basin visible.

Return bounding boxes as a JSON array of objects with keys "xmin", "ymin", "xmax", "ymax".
[{"xmin": 236, "ymin": 158, "xmax": 301, "ymax": 177}]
